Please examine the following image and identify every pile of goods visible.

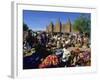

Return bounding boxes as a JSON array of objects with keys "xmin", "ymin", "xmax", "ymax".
[
  {"xmin": 71, "ymin": 48, "xmax": 91, "ymax": 66},
  {"xmin": 39, "ymin": 55, "xmax": 59, "ymax": 68}
]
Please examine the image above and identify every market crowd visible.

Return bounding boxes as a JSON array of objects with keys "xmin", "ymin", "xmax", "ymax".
[{"xmin": 23, "ymin": 30, "xmax": 91, "ymax": 69}]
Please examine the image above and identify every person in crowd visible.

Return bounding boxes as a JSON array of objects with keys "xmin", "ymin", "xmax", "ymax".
[
  {"xmin": 26, "ymin": 30, "xmax": 34, "ymax": 49},
  {"xmin": 40, "ymin": 32, "xmax": 48, "ymax": 47},
  {"xmin": 23, "ymin": 28, "xmax": 91, "ymax": 68},
  {"xmin": 82, "ymin": 33, "xmax": 89, "ymax": 48},
  {"xmin": 61, "ymin": 45, "xmax": 71, "ymax": 67}
]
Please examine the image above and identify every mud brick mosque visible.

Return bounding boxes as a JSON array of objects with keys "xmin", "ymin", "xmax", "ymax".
[{"xmin": 46, "ymin": 18, "xmax": 78, "ymax": 34}]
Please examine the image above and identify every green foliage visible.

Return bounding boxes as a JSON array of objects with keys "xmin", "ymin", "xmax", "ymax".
[
  {"xmin": 73, "ymin": 14, "xmax": 91, "ymax": 35},
  {"xmin": 23, "ymin": 23, "xmax": 29, "ymax": 31}
]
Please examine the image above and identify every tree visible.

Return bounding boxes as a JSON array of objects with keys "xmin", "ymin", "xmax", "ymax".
[
  {"xmin": 73, "ymin": 14, "xmax": 91, "ymax": 35},
  {"xmin": 23, "ymin": 23, "xmax": 29, "ymax": 31}
]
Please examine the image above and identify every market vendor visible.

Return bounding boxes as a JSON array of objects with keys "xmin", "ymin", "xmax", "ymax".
[{"xmin": 61, "ymin": 45, "xmax": 71, "ymax": 67}]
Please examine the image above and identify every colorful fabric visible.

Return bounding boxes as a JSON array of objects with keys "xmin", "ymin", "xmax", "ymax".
[{"xmin": 39, "ymin": 55, "xmax": 59, "ymax": 68}]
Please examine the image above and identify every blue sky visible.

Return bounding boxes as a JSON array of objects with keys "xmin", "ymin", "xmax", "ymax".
[{"xmin": 23, "ymin": 10, "xmax": 90, "ymax": 31}]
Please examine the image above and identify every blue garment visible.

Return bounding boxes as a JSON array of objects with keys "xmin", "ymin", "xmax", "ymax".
[{"xmin": 55, "ymin": 49, "xmax": 63, "ymax": 57}]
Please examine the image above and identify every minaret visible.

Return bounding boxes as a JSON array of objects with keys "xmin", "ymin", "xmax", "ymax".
[
  {"xmin": 54, "ymin": 18, "xmax": 62, "ymax": 33},
  {"xmin": 67, "ymin": 17, "xmax": 72, "ymax": 32},
  {"xmin": 65, "ymin": 17, "xmax": 72, "ymax": 33},
  {"xmin": 48, "ymin": 21, "xmax": 54, "ymax": 33},
  {"xmin": 46, "ymin": 25, "xmax": 49, "ymax": 32}
]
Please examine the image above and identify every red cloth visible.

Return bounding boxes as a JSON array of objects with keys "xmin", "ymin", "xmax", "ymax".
[{"xmin": 39, "ymin": 55, "xmax": 59, "ymax": 68}]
